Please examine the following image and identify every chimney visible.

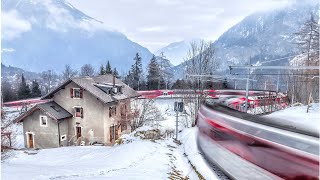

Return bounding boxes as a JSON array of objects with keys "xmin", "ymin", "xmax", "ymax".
[{"xmin": 113, "ymin": 74, "xmax": 116, "ymax": 87}]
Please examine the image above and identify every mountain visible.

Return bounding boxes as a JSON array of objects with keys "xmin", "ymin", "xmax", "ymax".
[
  {"xmin": 1, "ymin": 0, "xmax": 153, "ymax": 73},
  {"xmin": 212, "ymin": 1, "xmax": 318, "ymax": 70},
  {"xmin": 1, "ymin": 64, "xmax": 42, "ymax": 94},
  {"xmin": 172, "ymin": 1, "xmax": 319, "ymax": 79},
  {"xmin": 155, "ymin": 39, "xmax": 201, "ymax": 66}
]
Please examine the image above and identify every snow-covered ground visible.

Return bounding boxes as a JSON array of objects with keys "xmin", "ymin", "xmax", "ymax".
[
  {"xmin": 2, "ymin": 107, "xmax": 25, "ymax": 149},
  {"xmin": 1, "ymin": 100, "xmax": 214, "ymax": 180},
  {"xmin": 266, "ymin": 103, "xmax": 320, "ymax": 132},
  {"xmin": 2, "ymin": 137, "xmax": 198, "ymax": 180},
  {"xmin": 3, "ymin": 99, "xmax": 318, "ymax": 180}
]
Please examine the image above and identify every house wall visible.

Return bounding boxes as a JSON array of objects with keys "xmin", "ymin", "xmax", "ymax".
[
  {"xmin": 58, "ymin": 119, "xmax": 69, "ymax": 147},
  {"xmin": 23, "ymin": 110, "xmax": 59, "ymax": 149},
  {"xmin": 103, "ymin": 98, "xmax": 132, "ymax": 145},
  {"xmin": 51, "ymin": 81, "xmax": 134, "ymax": 146},
  {"xmin": 53, "ymin": 82, "xmax": 107, "ymax": 145}
]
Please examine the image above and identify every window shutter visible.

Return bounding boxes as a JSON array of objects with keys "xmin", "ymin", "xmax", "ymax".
[
  {"xmin": 70, "ymin": 88, "xmax": 73, "ymax": 98},
  {"xmin": 109, "ymin": 126, "xmax": 112, "ymax": 142},
  {"xmin": 115, "ymin": 126, "xmax": 119, "ymax": 140},
  {"xmin": 81, "ymin": 108, "xmax": 84, "ymax": 118},
  {"xmin": 80, "ymin": 88, "xmax": 83, "ymax": 98}
]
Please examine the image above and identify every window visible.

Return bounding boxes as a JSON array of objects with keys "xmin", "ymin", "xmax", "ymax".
[
  {"xmin": 73, "ymin": 88, "xmax": 81, "ymax": 98},
  {"xmin": 109, "ymin": 106, "xmax": 117, "ymax": 117},
  {"xmin": 61, "ymin": 134, "xmax": 67, "ymax": 141},
  {"xmin": 110, "ymin": 125, "xmax": 115, "ymax": 141},
  {"xmin": 40, "ymin": 116, "xmax": 48, "ymax": 127},
  {"xmin": 113, "ymin": 87, "xmax": 118, "ymax": 93},
  {"xmin": 121, "ymin": 122, "xmax": 127, "ymax": 131},
  {"xmin": 74, "ymin": 107, "xmax": 83, "ymax": 118},
  {"xmin": 110, "ymin": 125, "xmax": 119, "ymax": 142},
  {"xmin": 70, "ymin": 88, "xmax": 83, "ymax": 98}
]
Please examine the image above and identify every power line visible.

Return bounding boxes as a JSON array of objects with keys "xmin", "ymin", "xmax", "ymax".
[
  {"xmin": 258, "ymin": 50, "xmax": 320, "ymax": 65},
  {"xmin": 230, "ymin": 66, "xmax": 319, "ymax": 70},
  {"xmin": 231, "ymin": 73, "xmax": 319, "ymax": 75}
]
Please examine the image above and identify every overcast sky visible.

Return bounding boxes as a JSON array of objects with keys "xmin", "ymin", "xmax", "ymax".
[{"xmin": 67, "ymin": 0, "xmax": 290, "ymax": 52}]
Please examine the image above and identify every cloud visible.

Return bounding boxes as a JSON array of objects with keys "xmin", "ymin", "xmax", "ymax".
[
  {"xmin": 1, "ymin": 48, "xmax": 16, "ymax": 53},
  {"xmin": 67, "ymin": 0, "xmax": 291, "ymax": 51},
  {"xmin": 137, "ymin": 26, "xmax": 168, "ymax": 33},
  {"xmin": 1, "ymin": 10, "xmax": 31, "ymax": 40},
  {"xmin": 41, "ymin": 0, "xmax": 104, "ymax": 33}
]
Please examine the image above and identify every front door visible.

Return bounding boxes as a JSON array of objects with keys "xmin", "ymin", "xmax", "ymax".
[
  {"xmin": 76, "ymin": 127, "xmax": 81, "ymax": 139},
  {"xmin": 28, "ymin": 133, "xmax": 34, "ymax": 148}
]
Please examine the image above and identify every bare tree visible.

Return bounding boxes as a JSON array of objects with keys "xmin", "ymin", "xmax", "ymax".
[
  {"xmin": 183, "ymin": 40, "xmax": 219, "ymax": 118},
  {"xmin": 130, "ymin": 99, "xmax": 165, "ymax": 131},
  {"xmin": 62, "ymin": 64, "xmax": 78, "ymax": 80},
  {"xmin": 40, "ymin": 70, "xmax": 58, "ymax": 94},
  {"xmin": 292, "ymin": 13, "xmax": 319, "ymax": 104},
  {"xmin": 80, "ymin": 64, "xmax": 95, "ymax": 77}
]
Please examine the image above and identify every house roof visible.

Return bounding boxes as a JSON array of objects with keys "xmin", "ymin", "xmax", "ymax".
[
  {"xmin": 41, "ymin": 74, "xmax": 140, "ymax": 104},
  {"xmin": 15, "ymin": 101, "xmax": 73, "ymax": 123}
]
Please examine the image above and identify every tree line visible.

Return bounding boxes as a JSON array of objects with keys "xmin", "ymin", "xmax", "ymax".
[{"xmin": 2, "ymin": 74, "xmax": 41, "ymax": 102}]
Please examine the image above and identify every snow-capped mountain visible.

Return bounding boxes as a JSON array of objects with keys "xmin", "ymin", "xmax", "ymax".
[
  {"xmin": 172, "ymin": 1, "xmax": 318, "ymax": 79},
  {"xmin": 155, "ymin": 39, "xmax": 201, "ymax": 66},
  {"xmin": 1, "ymin": 0, "xmax": 153, "ymax": 73},
  {"xmin": 213, "ymin": 1, "xmax": 318, "ymax": 70}
]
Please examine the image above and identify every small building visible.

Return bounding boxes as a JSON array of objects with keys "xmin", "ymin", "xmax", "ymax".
[{"xmin": 15, "ymin": 75, "xmax": 139, "ymax": 149}]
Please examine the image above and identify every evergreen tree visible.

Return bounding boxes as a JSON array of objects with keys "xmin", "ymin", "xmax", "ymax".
[
  {"xmin": 222, "ymin": 78, "xmax": 228, "ymax": 89},
  {"xmin": 113, "ymin": 67, "xmax": 119, "ymax": 78},
  {"xmin": 125, "ymin": 70, "xmax": 134, "ymax": 87},
  {"xmin": 31, "ymin": 80, "xmax": 42, "ymax": 97},
  {"xmin": 99, "ymin": 64, "xmax": 105, "ymax": 75},
  {"xmin": 1, "ymin": 80, "xmax": 17, "ymax": 102},
  {"xmin": 17, "ymin": 74, "xmax": 31, "ymax": 100},
  {"xmin": 147, "ymin": 55, "xmax": 160, "ymax": 90},
  {"xmin": 131, "ymin": 53, "xmax": 143, "ymax": 90},
  {"xmin": 105, "ymin": 61, "xmax": 112, "ymax": 74},
  {"xmin": 157, "ymin": 53, "xmax": 173, "ymax": 89}
]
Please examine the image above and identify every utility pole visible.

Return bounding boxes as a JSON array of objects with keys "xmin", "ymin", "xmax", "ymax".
[
  {"xmin": 244, "ymin": 70, "xmax": 250, "ymax": 112},
  {"xmin": 265, "ymin": 81, "xmax": 267, "ymax": 90},
  {"xmin": 175, "ymin": 110, "xmax": 178, "ymax": 140},
  {"xmin": 276, "ymin": 71, "xmax": 280, "ymax": 92},
  {"xmin": 244, "ymin": 58, "xmax": 252, "ymax": 112}
]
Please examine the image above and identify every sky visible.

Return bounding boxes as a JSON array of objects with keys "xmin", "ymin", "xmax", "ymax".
[{"xmin": 67, "ymin": 0, "xmax": 290, "ymax": 52}]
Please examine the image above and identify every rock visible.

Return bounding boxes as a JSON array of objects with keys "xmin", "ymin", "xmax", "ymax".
[{"xmin": 134, "ymin": 129, "xmax": 161, "ymax": 140}]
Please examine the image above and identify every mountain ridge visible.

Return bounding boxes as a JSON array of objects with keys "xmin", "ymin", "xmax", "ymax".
[{"xmin": 1, "ymin": 0, "xmax": 153, "ymax": 73}]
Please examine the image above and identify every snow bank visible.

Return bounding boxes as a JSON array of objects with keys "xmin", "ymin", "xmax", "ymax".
[
  {"xmin": 179, "ymin": 128, "xmax": 220, "ymax": 180},
  {"xmin": 266, "ymin": 103, "xmax": 320, "ymax": 132}
]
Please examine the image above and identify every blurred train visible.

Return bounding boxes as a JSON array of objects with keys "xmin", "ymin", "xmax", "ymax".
[
  {"xmin": 197, "ymin": 102, "xmax": 319, "ymax": 179},
  {"xmin": 137, "ymin": 89, "xmax": 289, "ymax": 111},
  {"xmin": 2, "ymin": 98, "xmax": 48, "ymax": 108}
]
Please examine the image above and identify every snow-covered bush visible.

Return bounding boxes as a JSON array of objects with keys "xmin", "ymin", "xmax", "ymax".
[{"xmin": 130, "ymin": 99, "xmax": 165, "ymax": 131}]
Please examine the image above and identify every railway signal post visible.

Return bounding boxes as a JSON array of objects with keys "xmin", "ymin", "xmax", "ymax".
[{"xmin": 174, "ymin": 101, "xmax": 184, "ymax": 140}]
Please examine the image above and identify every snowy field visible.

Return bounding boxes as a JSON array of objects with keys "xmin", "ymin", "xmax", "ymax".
[
  {"xmin": 1, "ymin": 99, "xmax": 214, "ymax": 180},
  {"xmin": 2, "ymin": 100, "xmax": 319, "ymax": 180}
]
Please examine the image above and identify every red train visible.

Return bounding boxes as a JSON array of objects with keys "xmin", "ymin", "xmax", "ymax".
[
  {"xmin": 197, "ymin": 103, "xmax": 319, "ymax": 179},
  {"xmin": 2, "ymin": 98, "xmax": 48, "ymax": 108}
]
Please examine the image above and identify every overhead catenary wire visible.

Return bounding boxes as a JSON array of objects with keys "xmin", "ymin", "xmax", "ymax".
[{"xmin": 230, "ymin": 66, "xmax": 319, "ymax": 70}]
